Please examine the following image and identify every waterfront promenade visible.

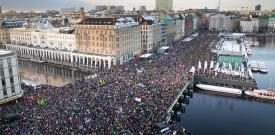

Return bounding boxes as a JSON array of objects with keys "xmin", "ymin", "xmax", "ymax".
[{"xmin": 0, "ymin": 31, "xmax": 215, "ymax": 134}]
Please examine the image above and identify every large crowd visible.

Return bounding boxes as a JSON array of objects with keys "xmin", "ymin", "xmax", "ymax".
[{"xmin": 0, "ymin": 31, "xmax": 215, "ymax": 134}]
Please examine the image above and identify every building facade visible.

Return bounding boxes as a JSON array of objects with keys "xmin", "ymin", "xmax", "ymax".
[
  {"xmin": 268, "ymin": 14, "xmax": 275, "ymax": 32},
  {"xmin": 0, "ymin": 50, "xmax": 22, "ymax": 104},
  {"xmin": 140, "ymin": 16, "xmax": 162, "ymax": 53},
  {"xmin": 10, "ymin": 27, "xmax": 76, "ymax": 51},
  {"xmin": 60, "ymin": 7, "xmax": 77, "ymax": 16},
  {"xmin": 259, "ymin": 15, "xmax": 269, "ymax": 33},
  {"xmin": 240, "ymin": 19, "xmax": 259, "ymax": 33},
  {"xmin": 75, "ymin": 17, "xmax": 141, "ymax": 65},
  {"xmin": 184, "ymin": 14, "xmax": 194, "ymax": 35},
  {"xmin": 155, "ymin": 0, "xmax": 173, "ymax": 11},
  {"xmin": 159, "ymin": 15, "xmax": 176, "ymax": 46},
  {"xmin": 174, "ymin": 14, "xmax": 183, "ymax": 40},
  {"xmin": 0, "ymin": 20, "xmax": 24, "ymax": 47},
  {"xmin": 209, "ymin": 14, "xmax": 232, "ymax": 31}
]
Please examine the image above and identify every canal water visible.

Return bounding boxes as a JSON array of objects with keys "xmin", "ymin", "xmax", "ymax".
[
  {"xmin": 18, "ymin": 60, "xmax": 87, "ymax": 87},
  {"xmin": 178, "ymin": 37, "xmax": 275, "ymax": 135}
]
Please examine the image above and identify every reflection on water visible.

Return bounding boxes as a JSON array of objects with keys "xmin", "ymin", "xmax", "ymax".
[
  {"xmin": 18, "ymin": 60, "xmax": 86, "ymax": 87},
  {"xmin": 179, "ymin": 37, "xmax": 275, "ymax": 135},
  {"xmin": 249, "ymin": 37, "xmax": 275, "ymax": 89}
]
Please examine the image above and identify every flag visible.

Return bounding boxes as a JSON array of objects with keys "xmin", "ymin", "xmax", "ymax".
[
  {"xmin": 204, "ymin": 60, "xmax": 208, "ymax": 71},
  {"xmin": 37, "ymin": 97, "xmax": 46, "ymax": 106},
  {"xmin": 111, "ymin": 125, "xmax": 116, "ymax": 135},
  {"xmin": 99, "ymin": 79, "xmax": 106, "ymax": 86}
]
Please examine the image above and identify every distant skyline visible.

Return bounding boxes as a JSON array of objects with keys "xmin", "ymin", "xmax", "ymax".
[{"xmin": 0, "ymin": 0, "xmax": 274, "ymax": 12}]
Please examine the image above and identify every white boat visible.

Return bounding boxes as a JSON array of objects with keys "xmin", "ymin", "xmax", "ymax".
[
  {"xmin": 247, "ymin": 48, "xmax": 253, "ymax": 55},
  {"xmin": 258, "ymin": 62, "xmax": 268, "ymax": 73},
  {"xmin": 249, "ymin": 61, "xmax": 259, "ymax": 72},
  {"xmin": 196, "ymin": 84, "xmax": 243, "ymax": 95},
  {"xmin": 253, "ymin": 41, "xmax": 259, "ymax": 46},
  {"xmin": 245, "ymin": 89, "xmax": 275, "ymax": 100}
]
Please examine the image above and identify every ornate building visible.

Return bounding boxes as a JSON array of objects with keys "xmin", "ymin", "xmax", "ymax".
[{"xmin": 75, "ymin": 17, "xmax": 141, "ymax": 65}]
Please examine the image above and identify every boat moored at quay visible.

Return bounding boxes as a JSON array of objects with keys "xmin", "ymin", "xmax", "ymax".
[{"xmin": 245, "ymin": 89, "xmax": 275, "ymax": 100}]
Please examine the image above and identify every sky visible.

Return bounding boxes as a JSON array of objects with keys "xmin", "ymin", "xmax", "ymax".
[{"xmin": 0, "ymin": 0, "xmax": 274, "ymax": 12}]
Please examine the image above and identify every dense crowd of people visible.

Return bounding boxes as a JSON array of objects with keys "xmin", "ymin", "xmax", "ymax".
[
  {"xmin": 196, "ymin": 69, "xmax": 255, "ymax": 82},
  {"xmin": 0, "ymin": 31, "xmax": 215, "ymax": 134}
]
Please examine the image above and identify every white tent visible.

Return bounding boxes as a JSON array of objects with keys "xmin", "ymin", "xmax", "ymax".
[
  {"xmin": 189, "ymin": 66, "xmax": 196, "ymax": 73},
  {"xmin": 198, "ymin": 61, "xmax": 202, "ymax": 69},
  {"xmin": 204, "ymin": 61, "xmax": 208, "ymax": 71}
]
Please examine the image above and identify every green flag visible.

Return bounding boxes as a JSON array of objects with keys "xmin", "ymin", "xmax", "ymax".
[{"xmin": 37, "ymin": 97, "xmax": 46, "ymax": 106}]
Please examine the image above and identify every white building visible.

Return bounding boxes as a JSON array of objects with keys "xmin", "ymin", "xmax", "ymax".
[
  {"xmin": 10, "ymin": 27, "xmax": 76, "ymax": 51},
  {"xmin": 10, "ymin": 28, "xmax": 32, "ymax": 45},
  {"xmin": 192, "ymin": 15, "xmax": 199, "ymax": 31},
  {"xmin": 209, "ymin": 14, "xmax": 233, "ymax": 31},
  {"xmin": 240, "ymin": 18, "xmax": 259, "ymax": 33},
  {"xmin": 0, "ymin": 50, "xmax": 22, "ymax": 104},
  {"xmin": 60, "ymin": 7, "xmax": 77, "ymax": 16},
  {"xmin": 140, "ymin": 16, "xmax": 162, "ymax": 53}
]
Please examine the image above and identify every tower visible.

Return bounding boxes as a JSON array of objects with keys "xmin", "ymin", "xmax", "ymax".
[{"xmin": 79, "ymin": 7, "xmax": 86, "ymax": 21}]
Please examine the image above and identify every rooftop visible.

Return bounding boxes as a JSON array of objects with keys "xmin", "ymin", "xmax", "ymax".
[{"xmin": 78, "ymin": 17, "xmax": 139, "ymax": 26}]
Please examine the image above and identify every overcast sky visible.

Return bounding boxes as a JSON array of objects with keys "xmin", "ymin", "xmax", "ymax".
[{"xmin": 0, "ymin": 0, "xmax": 274, "ymax": 12}]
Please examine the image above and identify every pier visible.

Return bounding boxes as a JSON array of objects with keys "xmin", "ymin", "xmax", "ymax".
[{"xmin": 166, "ymin": 81, "xmax": 193, "ymax": 123}]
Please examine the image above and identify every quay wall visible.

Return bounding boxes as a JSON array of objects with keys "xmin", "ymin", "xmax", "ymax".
[{"xmin": 166, "ymin": 81, "xmax": 192, "ymax": 123}]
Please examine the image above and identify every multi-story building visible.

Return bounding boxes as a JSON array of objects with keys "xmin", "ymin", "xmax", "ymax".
[
  {"xmin": 95, "ymin": 5, "xmax": 108, "ymax": 11},
  {"xmin": 140, "ymin": 15, "xmax": 162, "ymax": 53},
  {"xmin": 184, "ymin": 14, "xmax": 194, "ymax": 35},
  {"xmin": 10, "ymin": 28, "xmax": 32, "ymax": 45},
  {"xmin": 209, "ymin": 14, "xmax": 233, "ymax": 31},
  {"xmin": 0, "ymin": 50, "xmax": 22, "ymax": 104},
  {"xmin": 0, "ymin": 20, "xmax": 24, "ymax": 47},
  {"xmin": 139, "ymin": 6, "xmax": 146, "ymax": 14},
  {"xmin": 159, "ymin": 15, "xmax": 176, "ymax": 46},
  {"xmin": 192, "ymin": 14, "xmax": 200, "ymax": 31},
  {"xmin": 60, "ymin": 7, "xmax": 77, "ymax": 16},
  {"xmin": 10, "ymin": 27, "xmax": 76, "ymax": 51},
  {"xmin": 174, "ymin": 14, "xmax": 183, "ymax": 40},
  {"xmin": 180, "ymin": 14, "xmax": 186, "ymax": 37},
  {"xmin": 75, "ymin": 17, "xmax": 141, "ymax": 65},
  {"xmin": 259, "ymin": 15, "xmax": 269, "ymax": 33},
  {"xmin": 155, "ymin": 0, "xmax": 173, "ymax": 11},
  {"xmin": 268, "ymin": 14, "xmax": 275, "ymax": 32},
  {"xmin": 240, "ymin": 18, "xmax": 259, "ymax": 33}
]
